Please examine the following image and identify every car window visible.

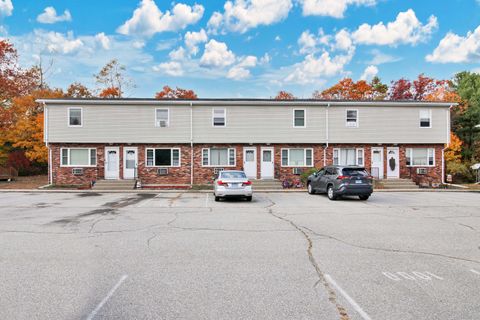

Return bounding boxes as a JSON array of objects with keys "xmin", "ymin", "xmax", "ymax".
[
  {"xmin": 221, "ymin": 171, "xmax": 247, "ymax": 179},
  {"xmin": 326, "ymin": 167, "xmax": 336, "ymax": 175},
  {"xmin": 342, "ymin": 168, "xmax": 368, "ymax": 177},
  {"xmin": 317, "ymin": 168, "xmax": 325, "ymax": 175}
]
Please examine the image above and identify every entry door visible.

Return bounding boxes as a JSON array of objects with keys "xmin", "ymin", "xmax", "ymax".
[
  {"xmin": 371, "ymin": 147, "xmax": 384, "ymax": 179},
  {"xmin": 243, "ymin": 147, "xmax": 257, "ymax": 179},
  {"xmin": 260, "ymin": 148, "xmax": 274, "ymax": 179},
  {"xmin": 386, "ymin": 147, "xmax": 400, "ymax": 178},
  {"xmin": 105, "ymin": 147, "xmax": 120, "ymax": 180},
  {"xmin": 123, "ymin": 147, "xmax": 138, "ymax": 179}
]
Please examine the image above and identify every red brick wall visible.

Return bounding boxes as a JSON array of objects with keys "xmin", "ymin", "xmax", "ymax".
[{"xmin": 50, "ymin": 143, "xmax": 444, "ymax": 186}]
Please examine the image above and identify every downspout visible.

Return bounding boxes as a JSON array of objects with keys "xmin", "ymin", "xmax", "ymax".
[
  {"xmin": 324, "ymin": 103, "xmax": 330, "ymax": 166},
  {"xmin": 190, "ymin": 101, "xmax": 194, "ymax": 186},
  {"xmin": 42, "ymin": 102, "xmax": 53, "ymax": 186},
  {"xmin": 442, "ymin": 104, "xmax": 454, "ymax": 185}
]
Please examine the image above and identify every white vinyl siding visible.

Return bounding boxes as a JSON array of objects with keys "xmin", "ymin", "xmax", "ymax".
[
  {"xmin": 212, "ymin": 108, "xmax": 226, "ymax": 127},
  {"xmin": 406, "ymin": 148, "xmax": 434, "ymax": 166},
  {"xmin": 60, "ymin": 148, "xmax": 96, "ymax": 167},
  {"xmin": 333, "ymin": 148, "xmax": 364, "ymax": 166},
  {"xmin": 202, "ymin": 148, "xmax": 235, "ymax": 166},
  {"xmin": 155, "ymin": 108, "xmax": 169, "ymax": 127},
  {"xmin": 419, "ymin": 109, "xmax": 432, "ymax": 128},
  {"xmin": 345, "ymin": 109, "xmax": 358, "ymax": 128},
  {"xmin": 281, "ymin": 148, "xmax": 313, "ymax": 167},
  {"xmin": 293, "ymin": 109, "xmax": 305, "ymax": 127},
  {"xmin": 145, "ymin": 148, "xmax": 180, "ymax": 167},
  {"xmin": 68, "ymin": 107, "xmax": 82, "ymax": 127}
]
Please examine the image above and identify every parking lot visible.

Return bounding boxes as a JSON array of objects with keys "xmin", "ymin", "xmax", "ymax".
[{"xmin": 1, "ymin": 191, "xmax": 479, "ymax": 320}]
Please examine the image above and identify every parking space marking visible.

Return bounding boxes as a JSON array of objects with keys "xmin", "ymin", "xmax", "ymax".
[
  {"xmin": 325, "ymin": 274, "xmax": 372, "ymax": 320},
  {"xmin": 382, "ymin": 271, "xmax": 443, "ymax": 281},
  {"xmin": 86, "ymin": 274, "xmax": 128, "ymax": 320},
  {"xmin": 470, "ymin": 269, "xmax": 480, "ymax": 275},
  {"xmin": 205, "ymin": 193, "xmax": 209, "ymax": 207}
]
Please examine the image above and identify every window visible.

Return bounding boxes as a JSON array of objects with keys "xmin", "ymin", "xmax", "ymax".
[
  {"xmin": 419, "ymin": 109, "xmax": 431, "ymax": 128},
  {"xmin": 68, "ymin": 107, "xmax": 82, "ymax": 127},
  {"xmin": 202, "ymin": 148, "xmax": 235, "ymax": 166},
  {"xmin": 281, "ymin": 148, "xmax": 313, "ymax": 167},
  {"xmin": 293, "ymin": 109, "xmax": 305, "ymax": 127},
  {"xmin": 333, "ymin": 148, "xmax": 364, "ymax": 166},
  {"xmin": 146, "ymin": 148, "xmax": 180, "ymax": 167},
  {"xmin": 406, "ymin": 148, "xmax": 434, "ymax": 166},
  {"xmin": 60, "ymin": 148, "xmax": 96, "ymax": 166},
  {"xmin": 155, "ymin": 108, "xmax": 169, "ymax": 127},
  {"xmin": 346, "ymin": 109, "xmax": 358, "ymax": 127},
  {"xmin": 212, "ymin": 108, "xmax": 226, "ymax": 127}
]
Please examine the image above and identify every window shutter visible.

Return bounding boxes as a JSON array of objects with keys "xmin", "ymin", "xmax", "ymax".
[
  {"xmin": 356, "ymin": 148, "xmax": 364, "ymax": 166},
  {"xmin": 228, "ymin": 148, "xmax": 235, "ymax": 166},
  {"xmin": 172, "ymin": 149, "xmax": 180, "ymax": 166},
  {"xmin": 306, "ymin": 149, "xmax": 313, "ymax": 166},
  {"xmin": 281, "ymin": 149, "xmax": 288, "ymax": 166},
  {"xmin": 61, "ymin": 149, "xmax": 68, "ymax": 165},
  {"xmin": 90, "ymin": 149, "xmax": 97, "ymax": 166},
  {"xmin": 146, "ymin": 149, "xmax": 154, "ymax": 166},
  {"xmin": 202, "ymin": 149, "xmax": 209, "ymax": 166}
]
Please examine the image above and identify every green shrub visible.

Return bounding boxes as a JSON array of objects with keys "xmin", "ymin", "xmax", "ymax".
[
  {"xmin": 446, "ymin": 161, "xmax": 475, "ymax": 183},
  {"xmin": 300, "ymin": 168, "xmax": 318, "ymax": 184}
]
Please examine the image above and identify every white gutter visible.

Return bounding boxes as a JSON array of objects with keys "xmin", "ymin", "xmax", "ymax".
[
  {"xmin": 324, "ymin": 103, "xmax": 330, "ymax": 166},
  {"xmin": 48, "ymin": 146, "xmax": 53, "ymax": 185},
  {"xmin": 442, "ymin": 104, "xmax": 454, "ymax": 184},
  {"xmin": 190, "ymin": 102, "xmax": 194, "ymax": 186}
]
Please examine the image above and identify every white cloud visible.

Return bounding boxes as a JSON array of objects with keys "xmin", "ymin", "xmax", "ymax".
[
  {"xmin": 185, "ymin": 29, "xmax": 208, "ymax": 55},
  {"xmin": 169, "ymin": 47, "xmax": 186, "ymax": 60},
  {"xmin": 37, "ymin": 7, "xmax": 72, "ymax": 24},
  {"xmin": 132, "ymin": 40, "xmax": 145, "ymax": 49},
  {"xmin": 352, "ymin": 9, "xmax": 438, "ymax": 46},
  {"xmin": 200, "ymin": 39, "xmax": 236, "ymax": 67},
  {"xmin": 27, "ymin": 30, "xmax": 84, "ymax": 54},
  {"xmin": 227, "ymin": 55, "xmax": 258, "ymax": 80},
  {"xmin": 426, "ymin": 26, "xmax": 480, "ymax": 63},
  {"xmin": 275, "ymin": 35, "xmax": 281, "ymax": 41},
  {"xmin": 334, "ymin": 29, "xmax": 353, "ymax": 51},
  {"xmin": 117, "ymin": 0, "xmax": 204, "ymax": 37},
  {"xmin": 298, "ymin": 29, "xmax": 330, "ymax": 54},
  {"xmin": 285, "ymin": 51, "xmax": 353, "ymax": 84},
  {"xmin": 207, "ymin": 0, "xmax": 292, "ymax": 34},
  {"xmin": 260, "ymin": 53, "xmax": 271, "ymax": 64},
  {"xmin": 0, "ymin": 0, "xmax": 13, "ymax": 17},
  {"xmin": 360, "ymin": 65, "xmax": 378, "ymax": 81},
  {"xmin": 153, "ymin": 61, "xmax": 184, "ymax": 76},
  {"xmin": 300, "ymin": 0, "xmax": 376, "ymax": 18},
  {"xmin": 367, "ymin": 49, "xmax": 401, "ymax": 65},
  {"xmin": 95, "ymin": 32, "xmax": 110, "ymax": 50}
]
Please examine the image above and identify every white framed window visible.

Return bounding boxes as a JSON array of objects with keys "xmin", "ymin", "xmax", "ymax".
[
  {"xmin": 419, "ymin": 109, "xmax": 432, "ymax": 128},
  {"xmin": 60, "ymin": 148, "xmax": 96, "ymax": 167},
  {"xmin": 202, "ymin": 148, "xmax": 235, "ymax": 166},
  {"xmin": 145, "ymin": 148, "xmax": 180, "ymax": 167},
  {"xmin": 68, "ymin": 107, "xmax": 83, "ymax": 127},
  {"xmin": 281, "ymin": 148, "xmax": 313, "ymax": 167},
  {"xmin": 155, "ymin": 108, "xmax": 169, "ymax": 127},
  {"xmin": 293, "ymin": 109, "xmax": 306, "ymax": 127},
  {"xmin": 345, "ymin": 109, "xmax": 358, "ymax": 128},
  {"xmin": 212, "ymin": 108, "xmax": 226, "ymax": 127},
  {"xmin": 333, "ymin": 148, "xmax": 364, "ymax": 166},
  {"xmin": 406, "ymin": 148, "xmax": 434, "ymax": 166}
]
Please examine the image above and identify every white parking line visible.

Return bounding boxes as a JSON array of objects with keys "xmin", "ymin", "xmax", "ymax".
[
  {"xmin": 86, "ymin": 274, "xmax": 128, "ymax": 320},
  {"xmin": 325, "ymin": 274, "xmax": 372, "ymax": 320},
  {"xmin": 471, "ymin": 269, "xmax": 480, "ymax": 275}
]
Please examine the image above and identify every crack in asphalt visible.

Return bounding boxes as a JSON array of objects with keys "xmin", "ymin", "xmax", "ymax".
[
  {"xmin": 300, "ymin": 226, "xmax": 480, "ymax": 265},
  {"xmin": 168, "ymin": 193, "xmax": 183, "ymax": 207}
]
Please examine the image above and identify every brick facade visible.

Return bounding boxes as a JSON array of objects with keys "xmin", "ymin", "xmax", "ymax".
[{"xmin": 49, "ymin": 143, "xmax": 445, "ymax": 187}]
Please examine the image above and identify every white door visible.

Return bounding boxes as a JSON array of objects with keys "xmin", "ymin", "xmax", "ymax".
[
  {"xmin": 371, "ymin": 147, "xmax": 384, "ymax": 179},
  {"xmin": 261, "ymin": 148, "xmax": 274, "ymax": 179},
  {"xmin": 386, "ymin": 147, "xmax": 400, "ymax": 178},
  {"xmin": 123, "ymin": 147, "xmax": 137, "ymax": 179},
  {"xmin": 243, "ymin": 147, "xmax": 257, "ymax": 179},
  {"xmin": 105, "ymin": 147, "xmax": 119, "ymax": 180}
]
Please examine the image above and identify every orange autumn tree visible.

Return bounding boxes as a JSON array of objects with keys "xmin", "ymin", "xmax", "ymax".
[
  {"xmin": 155, "ymin": 86, "xmax": 198, "ymax": 99},
  {"xmin": 99, "ymin": 87, "xmax": 121, "ymax": 98},
  {"xmin": 313, "ymin": 78, "xmax": 373, "ymax": 100},
  {"xmin": 445, "ymin": 133, "xmax": 463, "ymax": 163},
  {"xmin": 275, "ymin": 91, "xmax": 296, "ymax": 100}
]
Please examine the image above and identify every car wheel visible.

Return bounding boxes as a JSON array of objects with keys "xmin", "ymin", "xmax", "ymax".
[
  {"xmin": 246, "ymin": 196, "xmax": 252, "ymax": 202},
  {"xmin": 307, "ymin": 183, "xmax": 315, "ymax": 195},
  {"xmin": 327, "ymin": 185, "xmax": 337, "ymax": 200},
  {"xmin": 359, "ymin": 195, "xmax": 370, "ymax": 201},
  {"xmin": 214, "ymin": 196, "xmax": 220, "ymax": 202}
]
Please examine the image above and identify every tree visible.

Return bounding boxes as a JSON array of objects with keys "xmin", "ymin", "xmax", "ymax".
[
  {"xmin": 389, "ymin": 78, "xmax": 413, "ymax": 100},
  {"xmin": 66, "ymin": 82, "xmax": 93, "ymax": 98},
  {"xmin": 445, "ymin": 133, "xmax": 463, "ymax": 163},
  {"xmin": 155, "ymin": 86, "xmax": 198, "ymax": 99},
  {"xmin": 413, "ymin": 74, "xmax": 435, "ymax": 100},
  {"xmin": 370, "ymin": 76, "xmax": 388, "ymax": 100},
  {"xmin": 313, "ymin": 78, "xmax": 372, "ymax": 100},
  {"xmin": 95, "ymin": 59, "xmax": 134, "ymax": 97},
  {"xmin": 99, "ymin": 87, "xmax": 121, "ymax": 98},
  {"xmin": 275, "ymin": 91, "xmax": 296, "ymax": 100}
]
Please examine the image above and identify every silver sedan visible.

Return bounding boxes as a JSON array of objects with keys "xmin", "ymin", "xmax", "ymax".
[{"xmin": 213, "ymin": 170, "xmax": 253, "ymax": 201}]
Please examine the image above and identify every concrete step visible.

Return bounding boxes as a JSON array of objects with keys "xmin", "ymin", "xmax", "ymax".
[
  {"xmin": 93, "ymin": 179, "xmax": 136, "ymax": 190},
  {"xmin": 383, "ymin": 185, "xmax": 419, "ymax": 189}
]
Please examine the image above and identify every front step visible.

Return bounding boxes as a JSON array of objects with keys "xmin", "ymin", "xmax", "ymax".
[
  {"xmin": 380, "ymin": 178, "xmax": 418, "ymax": 189},
  {"xmin": 251, "ymin": 179, "xmax": 283, "ymax": 190},
  {"xmin": 93, "ymin": 179, "xmax": 136, "ymax": 190}
]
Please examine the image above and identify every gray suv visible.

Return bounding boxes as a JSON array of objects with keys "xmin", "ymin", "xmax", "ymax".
[{"xmin": 307, "ymin": 166, "xmax": 373, "ymax": 200}]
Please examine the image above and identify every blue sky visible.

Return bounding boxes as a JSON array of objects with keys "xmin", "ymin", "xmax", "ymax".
[{"xmin": 0, "ymin": 0, "xmax": 479, "ymax": 98}]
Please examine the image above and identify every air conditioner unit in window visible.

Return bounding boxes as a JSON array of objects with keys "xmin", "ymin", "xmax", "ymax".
[
  {"xmin": 214, "ymin": 168, "xmax": 224, "ymax": 174},
  {"xmin": 157, "ymin": 120, "xmax": 168, "ymax": 128},
  {"xmin": 292, "ymin": 168, "xmax": 303, "ymax": 175},
  {"xmin": 157, "ymin": 168, "xmax": 169, "ymax": 176},
  {"xmin": 72, "ymin": 168, "xmax": 84, "ymax": 176},
  {"xmin": 416, "ymin": 168, "xmax": 427, "ymax": 175}
]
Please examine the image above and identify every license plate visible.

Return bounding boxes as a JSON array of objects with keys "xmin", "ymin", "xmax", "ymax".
[
  {"xmin": 355, "ymin": 180, "xmax": 362, "ymax": 184},
  {"xmin": 230, "ymin": 183, "xmax": 239, "ymax": 188}
]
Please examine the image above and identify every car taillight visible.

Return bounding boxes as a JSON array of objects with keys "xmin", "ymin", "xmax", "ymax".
[
  {"xmin": 242, "ymin": 181, "xmax": 252, "ymax": 186},
  {"xmin": 217, "ymin": 180, "xmax": 228, "ymax": 186},
  {"xmin": 336, "ymin": 175, "xmax": 348, "ymax": 180}
]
